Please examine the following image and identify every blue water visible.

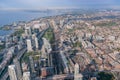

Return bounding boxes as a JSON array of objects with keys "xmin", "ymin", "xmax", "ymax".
[
  {"xmin": 0, "ymin": 10, "xmax": 63, "ymax": 35},
  {"xmin": 0, "ymin": 10, "xmax": 62, "ymax": 26},
  {"xmin": 0, "ymin": 30, "xmax": 14, "ymax": 36}
]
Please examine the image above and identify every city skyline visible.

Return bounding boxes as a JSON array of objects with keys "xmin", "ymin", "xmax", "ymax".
[
  {"xmin": 0, "ymin": 5, "xmax": 120, "ymax": 80},
  {"xmin": 0, "ymin": 0, "xmax": 120, "ymax": 10},
  {"xmin": 0, "ymin": 0, "xmax": 120, "ymax": 80}
]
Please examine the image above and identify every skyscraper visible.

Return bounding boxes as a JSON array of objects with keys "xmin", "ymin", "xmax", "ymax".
[
  {"xmin": 29, "ymin": 56, "xmax": 35, "ymax": 73},
  {"xmin": 74, "ymin": 63, "xmax": 83, "ymax": 80},
  {"xmin": 8, "ymin": 65, "xmax": 18, "ymax": 80},
  {"xmin": 25, "ymin": 25, "xmax": 32, "ymax": 36},
  {"xmin": 26, "ymin": 39, "xmax": 33, "ymax": 52},
  {"xmin": 13, "ymin": 58, "xmax": 22, "ymax": 80},
  {"xmin": 23, "ymin": 72, "xmax": 31, "ymax": 80},
  {"xmin": 74, "ymin": 63, "xmax": 79, "ymax": 75},
  {"xmin": 35, "ymin": 37, "xmax": 39, "ymax": 49}
]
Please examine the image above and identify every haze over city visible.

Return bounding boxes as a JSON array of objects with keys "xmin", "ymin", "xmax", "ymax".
[
  {"xmin": 0, "ymin": 0, "xmax": 120, "ymax": 80},
  {"xmin": 0, "ymin": 0, "xmax": 120, "ymax": 10}
]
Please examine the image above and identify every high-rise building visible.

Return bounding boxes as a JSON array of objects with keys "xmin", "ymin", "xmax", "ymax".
[
  {"xmin": 91, "ymin": 77, "xmax": 97, "ymax": 80},
  {"xmin": 42, "ymin": 38, "xmax": 52, "ymax": 53},
  {"xmin": 25, "ymin": 29, "xmax": 28, "ymax": 36},
  {"xmin": 29, "ymin": 56, "xmax": 35, "ymax": 73},
  {"xmin": 13, "ymin": 58, "xmax": 22, "ymax": 80},
  {"xmin": 8, "ymin": 65, "xmax": 18, "ymax": 80},
  {"xmin": 25, "ymin": 25, "xmax": 32, "ymax": 36},
  {"xmin": 48, "ymin": 53, "xmax": 53, "ymax": 67},
  {"xmin": 23, "ymin": 72, "xmax": 31, "ymax": 80},
  {"xmin": 26, "ymin": 39, "xmax": 33, "ymax": 52},
  {"xmin": 74, "ymin": 63, "xmax": 83, "ymax": 80},
  {"xmin": 35, "ymin": 37, "xmax": 39, "ymax": 49},
  {"xmin": 74, "ymin": 74, "xmax": 83, "ymax": 80},
  {"xmin": 74, "ymin": 63, "xmax": 79, "ymax": 75},
  {"xmin": 41, "ymin": 67, "xmax": 54, "ymax": 78}
]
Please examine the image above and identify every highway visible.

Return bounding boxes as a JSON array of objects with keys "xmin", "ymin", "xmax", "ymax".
[
  {"xmin": 17, "ymin": 47, "xmax": 27, "ymax": 60},
  {"xmin": 51, "ymin": 29, "xmax": 64, "ymax": 74},
  {"xmin": 37, "ymin": 28, "xmax": 50, "ymax": 39}
]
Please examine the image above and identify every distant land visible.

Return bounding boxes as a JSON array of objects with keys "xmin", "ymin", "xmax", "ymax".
[{"xmin": 0, "ymin": 8, "xmax": 119, "ymax": 27}]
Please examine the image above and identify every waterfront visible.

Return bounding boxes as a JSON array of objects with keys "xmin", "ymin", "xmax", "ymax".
[
  {"xmin": 0, "ymin": 10, "xmax": 64, "ymax": 35},
  {"xmin": 0, "ymin": 10, "xmax": 64, "ymax": 27},
  {"xmin": 0, "ymin": 9, "xmax": 120, "ymax": 80},
  {"xmin": 0, "ymin": 30, "xmax": 13, "ymax": 36}
]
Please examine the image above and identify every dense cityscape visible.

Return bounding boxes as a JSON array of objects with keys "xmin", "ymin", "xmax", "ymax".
[{"xmin": 0, "ymin": 9, "xmax": 120, "ymax": 80}]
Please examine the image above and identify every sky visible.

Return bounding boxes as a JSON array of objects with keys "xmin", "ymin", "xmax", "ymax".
[{"xmin": 0, "ymin": 0, "xmax": 120, "ymax": 10}]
